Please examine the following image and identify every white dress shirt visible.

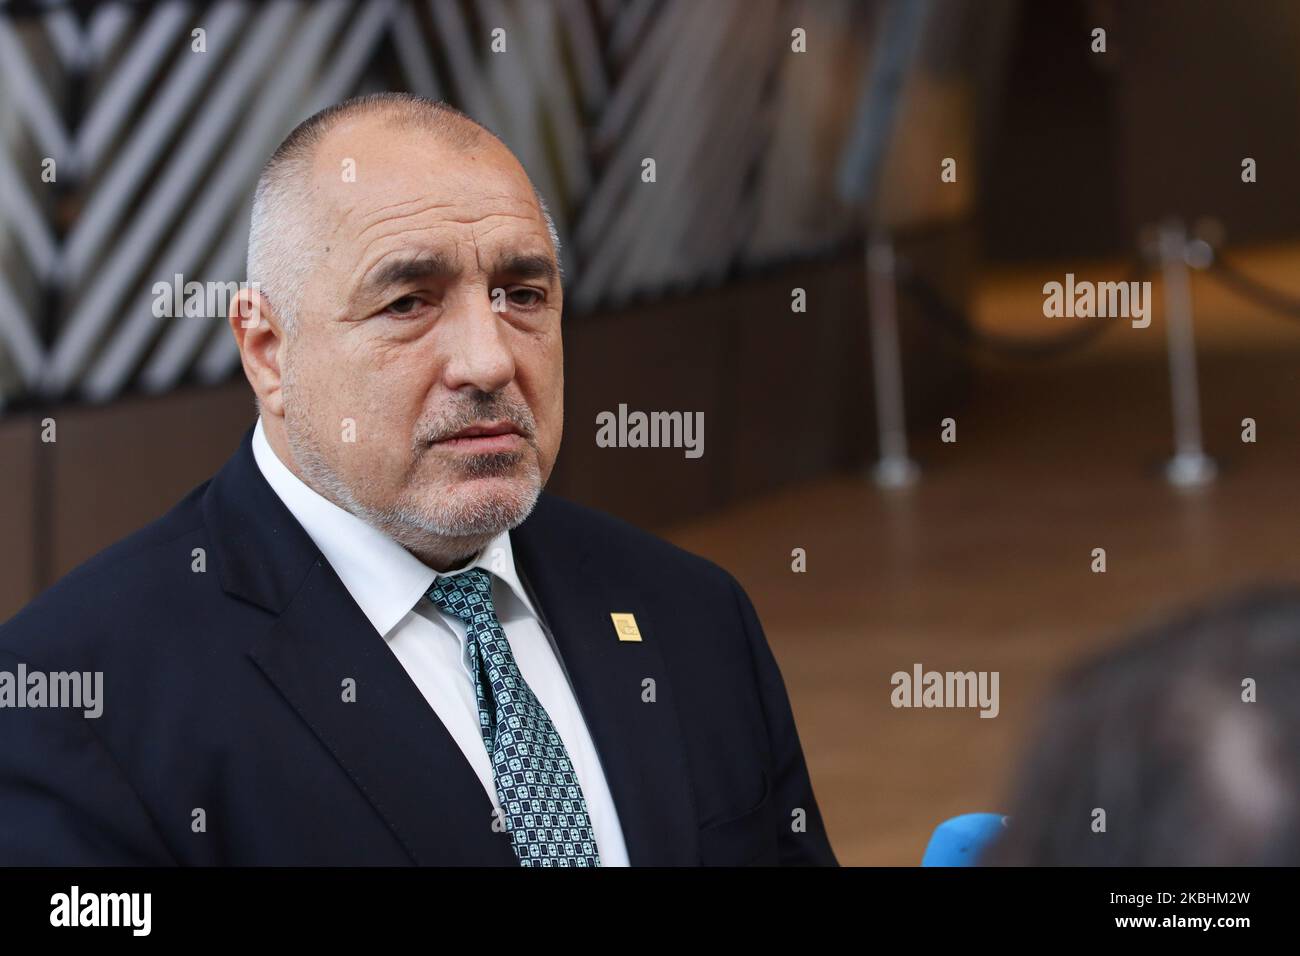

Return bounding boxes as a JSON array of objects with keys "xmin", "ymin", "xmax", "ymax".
[{"xmin": 251, "ymin": 417, "xmax": 630, "ymax": 865}]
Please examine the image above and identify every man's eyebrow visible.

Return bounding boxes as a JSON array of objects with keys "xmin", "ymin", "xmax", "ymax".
[
  {"xmin": 492, "ymin": 253, "xmax": 559, "ymax": 284},
  {"xmin": 355, "ymin": 250, "xmax": 559, "ymax": 302},
  {"xmin": 358, "ymin": 253, "xmax": 459, "ymax": 299}
]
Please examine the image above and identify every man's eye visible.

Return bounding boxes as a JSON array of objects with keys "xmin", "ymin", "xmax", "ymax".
[
  {"xmin": 507, "ymin": 288, "xmax": 544, "ymax": 308},
  {"xmin": 386, "ymin": 295, "xmax": 422, "ymax": 315}
]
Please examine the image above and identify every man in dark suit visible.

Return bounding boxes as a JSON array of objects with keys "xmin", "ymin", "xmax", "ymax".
[{"xmin": 0, "ymin": 93, "xmax": 836, "ymax": 867}]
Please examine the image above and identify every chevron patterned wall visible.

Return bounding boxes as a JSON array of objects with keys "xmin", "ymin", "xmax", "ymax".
[{"xmin": 0, "ymin": 0, "xmax": 876, "ymax": 411}]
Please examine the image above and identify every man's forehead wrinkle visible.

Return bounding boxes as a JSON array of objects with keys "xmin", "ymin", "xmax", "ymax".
[
  {"xmin": 357, "ymin": 195, "xmax": 433, "ymax": 226},
  {"xmin": 352, "ymin": 197, "xmax": 463, "ymax": 244},
  {"xmin": 350, "ymin": 209, "xmax": 549, "ymax": 273},
  {"xmin": 353, "ymin": 221, "xmax": 452, "ymax": 273},
  {"xmin": 341, "ymin": 185, "xmax": 537, "ymax": 248},
  {"xmin": 324, "ymin": 212, "xmax": 349, "ymax": 244}
]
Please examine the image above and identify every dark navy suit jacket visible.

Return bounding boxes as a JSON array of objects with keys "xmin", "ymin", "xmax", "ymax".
[{"xmin": 0, "ymin": 427, "xmax": 837, "ymax": 866}]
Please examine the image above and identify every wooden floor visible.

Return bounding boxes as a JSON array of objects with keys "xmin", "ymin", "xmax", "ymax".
[{"xmin": 661, "ymin": 249, "xmax": 1300, "ymax": 865}]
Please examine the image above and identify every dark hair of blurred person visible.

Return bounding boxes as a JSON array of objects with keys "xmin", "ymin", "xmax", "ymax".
[{"xmin": 985, "ymin": 587, "xmax": 1300, "ymax": 866}]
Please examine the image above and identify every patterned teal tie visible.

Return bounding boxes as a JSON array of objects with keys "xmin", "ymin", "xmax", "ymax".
[{"xmin": 426, "ymin": 568, "xmax": 601, "ymax": 866}]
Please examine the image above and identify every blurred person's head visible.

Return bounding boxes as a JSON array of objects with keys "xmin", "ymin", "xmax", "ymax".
[
  {"xmin": 985, "ymin": 587, "xmax": 1300, "ymax": 866},
  {"xmin": 229, "ymin": 93, "xmax": 564, "ymax": 570}
]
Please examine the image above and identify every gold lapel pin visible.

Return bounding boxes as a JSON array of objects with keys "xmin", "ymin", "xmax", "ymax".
[{"xmin": 610, "ymin": 612, "xmax": 643, "ymax": 642}]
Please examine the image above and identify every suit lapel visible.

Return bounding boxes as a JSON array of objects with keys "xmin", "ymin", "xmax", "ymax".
[
  {"xmin": 247, "ymin": 559, "xmax": 518, "ymax": 865},
  {"xmin": 512, "ymin": 503, "xmax": 701, "ymax": 865},
  {"xmin": 206, "ymin": 428, "xmax": 517, "ymax": 865},
  {"xmin": 206, "ymin": 430, "xmax": 699, "ymax": 865}
]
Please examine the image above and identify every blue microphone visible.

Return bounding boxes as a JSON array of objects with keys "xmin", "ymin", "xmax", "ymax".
[{"xmin": 921, "ymin": 813, "xmax": 1008, "ymax": 866}]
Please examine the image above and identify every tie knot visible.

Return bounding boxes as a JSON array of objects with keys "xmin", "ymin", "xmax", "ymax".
[{"xmin": 426, "ymin": 567, "xmax": 496, "ymax": 623}]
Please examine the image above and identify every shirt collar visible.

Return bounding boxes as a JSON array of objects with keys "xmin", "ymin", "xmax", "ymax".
[{"xmin": 250, "ymin": 417, "xmax": 536, "ymax": 637}]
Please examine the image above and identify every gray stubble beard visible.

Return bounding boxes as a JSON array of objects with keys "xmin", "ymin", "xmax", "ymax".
[{"xmin": 280, "ymin": 365, "xmax": 545, "ymax": 564}]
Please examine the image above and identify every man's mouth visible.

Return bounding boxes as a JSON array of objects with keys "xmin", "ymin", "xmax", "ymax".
[{"xmin": 432, "ymin": 420, "xmax": 527, "ymax": 453}]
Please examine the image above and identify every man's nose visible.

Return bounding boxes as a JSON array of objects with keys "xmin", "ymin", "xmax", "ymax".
[{"xmin": 439, "ymin": 288, "xmax": 517, "ymax": 394}]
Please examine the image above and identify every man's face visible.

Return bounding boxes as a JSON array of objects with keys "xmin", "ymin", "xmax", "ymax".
[{"xmin": 276, "ymin": 117, "xmax": 563, "ymax": 556}]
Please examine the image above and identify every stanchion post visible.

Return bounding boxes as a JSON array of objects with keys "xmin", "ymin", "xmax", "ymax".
[
  {"xmin": 1157, "ymin": 219, "xmax": 1217, "ymax": 488},
  {"xmin": 867, "ymin": 233, "xmax": 919, "ymax": 489}
]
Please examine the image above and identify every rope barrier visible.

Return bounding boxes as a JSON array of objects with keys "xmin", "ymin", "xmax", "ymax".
[
  {"xmin": 889, "ymin": 245, "xmax": 1300, "ymax": 358},
  {"xmin": 1201, "ymin": 256, "xmax": 1300, "ymax": 322},
  {"xmin": 893, "ymin": 256, "xmax": 1146, "ymax": 360}
]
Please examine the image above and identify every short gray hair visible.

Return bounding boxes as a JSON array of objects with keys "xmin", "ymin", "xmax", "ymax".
[{"xmin": 246, "ymin": 92, "xmax": 561, "ymax": 337}]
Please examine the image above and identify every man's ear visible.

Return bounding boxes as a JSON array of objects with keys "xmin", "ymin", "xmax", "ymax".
[{"xmin": 229, "ymin": 286, "xmax": 286, "ymax": 417}]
